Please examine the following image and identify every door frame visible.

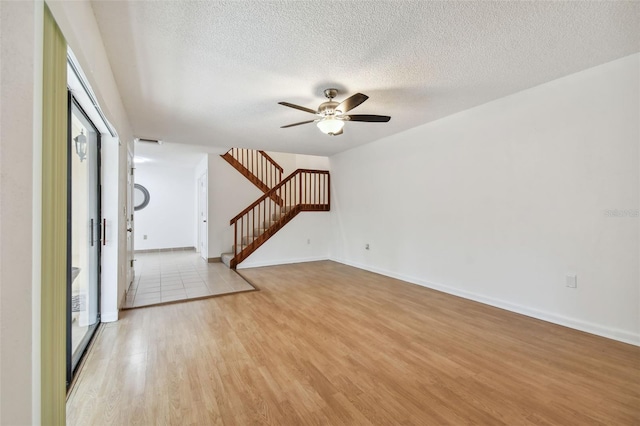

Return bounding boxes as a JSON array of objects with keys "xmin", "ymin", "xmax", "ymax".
[
  {"xmin": 126, "ymin": 150, "xmax": 135, "ymax": 290},
  {"xmin": 198, "ymin": 171, "xmax": 208, "ymax": 260},
  {"xmin": 66, "ymin": 92, "xmax": 102, "ymax": 388}
]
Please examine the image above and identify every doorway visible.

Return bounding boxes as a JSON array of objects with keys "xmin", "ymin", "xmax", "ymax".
[{"xmin": 67, "ymin": 94, "xmax": 101, "ymax": 386}]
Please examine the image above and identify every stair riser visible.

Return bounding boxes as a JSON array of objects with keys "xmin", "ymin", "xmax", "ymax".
[
  {"xmin": 221, "ymin": 254, "xmax": 233, "ymax": 268},
  {"xmin": 241, "ymin": 236, "xmax": 256, "ymax": 245}
]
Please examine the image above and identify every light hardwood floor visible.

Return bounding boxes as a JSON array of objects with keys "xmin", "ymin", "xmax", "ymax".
[{"xmin": 67, "ymin": 261, "xmax": 640, "ymax": 425}]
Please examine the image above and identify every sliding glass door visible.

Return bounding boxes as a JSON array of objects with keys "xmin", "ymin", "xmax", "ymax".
[{"xmin": 67, "ymin": 93, "xmax": 101, "ymax": 385}]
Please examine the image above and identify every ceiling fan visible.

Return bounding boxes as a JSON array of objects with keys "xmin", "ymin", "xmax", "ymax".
[{"xmin": 279, "ymin": 89, "xmax": 391, "ymax": 136}]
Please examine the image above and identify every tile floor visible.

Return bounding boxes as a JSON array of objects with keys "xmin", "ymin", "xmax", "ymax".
[{"xmin": 124, "ymin": 250, "xmax": 255, "ymax": 308}]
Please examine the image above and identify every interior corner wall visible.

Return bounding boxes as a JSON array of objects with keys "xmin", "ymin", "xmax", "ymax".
[
  {"xmin": 134, "ymin": 163, "xmax": 196, "ymax": 250},
  {"xmin": 330, "ymin": 54, "xmax": 639, "ymax": 345}
]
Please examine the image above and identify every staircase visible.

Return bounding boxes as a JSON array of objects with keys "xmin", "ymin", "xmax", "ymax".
[{"xmin": 220, "ymin": 149, "xmax": 330, "ymax": 269}]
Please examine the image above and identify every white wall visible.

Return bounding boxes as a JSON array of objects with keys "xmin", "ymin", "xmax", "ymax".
[
  {"xmin": 135, "ymin": 163, "xmax": 196, "ymax": 250},
  {"xmin": 266, "ymin": 151, "xmax": 331, "ymax": 176},
  {"xmin": 0, "ymin": 2, "xmax": 43, "ymax": 423},
  {"xmin": 330, "ymin": 54, "xmax": 639, "ymax": 345},
  {"xmin": 239, "ymin": 213, "xmax": 331, "ymax": 269},
  {"xmin": 294, "ymin": 153, "xmax": 330, "ymax": 171}
]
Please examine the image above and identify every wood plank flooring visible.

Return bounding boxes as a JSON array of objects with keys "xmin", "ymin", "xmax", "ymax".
[{"xmin": 67, "ymin": 261, "xmax": 640, "ymax": 425}]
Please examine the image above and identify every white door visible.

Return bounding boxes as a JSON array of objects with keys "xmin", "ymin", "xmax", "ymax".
[
  {"xmin": 126, "ymin": 151, "xmax": 135, "ymax": 289},
  {"xmin": 198, "ymin": 171, "xmax": 208, "ymax": 260}
]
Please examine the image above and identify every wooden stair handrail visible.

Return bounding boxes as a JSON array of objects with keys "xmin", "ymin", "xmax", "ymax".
[
  {"xmin": 222, "ymin": 148, "xmax": 284, "ymax": 192},
  {"xmin": 257, "ymin": 150, "xmax": 284, "ymax": 174},
  {"xmin": 230, "ymin": 169, "xmax": 329, "ymax": 224}
]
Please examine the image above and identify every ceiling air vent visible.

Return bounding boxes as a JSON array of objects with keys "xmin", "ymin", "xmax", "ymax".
[{"xmin": 136, "ymin": 138, "xmax": 163, "ymax": 145}]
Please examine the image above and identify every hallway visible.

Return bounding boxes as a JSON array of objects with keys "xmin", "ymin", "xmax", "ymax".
[{"xmin": 124, "ymin": 251, "xmax": 254, "ymax": 308}]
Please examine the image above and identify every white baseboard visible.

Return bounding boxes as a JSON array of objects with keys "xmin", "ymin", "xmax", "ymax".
[
  {"xmin": 238, "ymin": 256, "xmax": 330, "ymax": 270},
  {"xmin": 331, "ymin": 257, "xmax": 640, "ymax": 347},
  {"xmin": 101, "ymin": 311, "xmax": 118, "ymax": 323}
]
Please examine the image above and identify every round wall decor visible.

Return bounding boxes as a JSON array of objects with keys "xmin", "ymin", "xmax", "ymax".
[{"xmin": 134, "ymin": 183, "xmax": 150, "ymax": 211}]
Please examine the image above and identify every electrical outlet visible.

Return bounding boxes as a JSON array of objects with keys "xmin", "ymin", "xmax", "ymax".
[
  {"xmin": 365, "ymin": 243, "xmax": 370, "ymax": 250},
  {"xmin": 143, "ymin": 235, "xmax": 148, "ymax": 240},
  {"xmin": 566, "ymin": 274, "xmax": 577, "ymax": 288},
  {"xmin": 307, "ymin": 238, "xmax": 310, "ymax": 245}
]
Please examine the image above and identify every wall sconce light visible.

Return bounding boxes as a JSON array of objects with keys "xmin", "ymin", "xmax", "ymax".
[{"xmin": 74, "ymin": 129, "xmax": 87, "ymax": 162}]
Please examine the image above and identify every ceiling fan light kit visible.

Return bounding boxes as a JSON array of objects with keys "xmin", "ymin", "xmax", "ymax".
[
  {"xmin": 317, "ymin": 117, "xmax": 345, "ymax": 135},
  {"xmin": 279, "ymin": 88, "xmax": 390, "ymax": 136}
]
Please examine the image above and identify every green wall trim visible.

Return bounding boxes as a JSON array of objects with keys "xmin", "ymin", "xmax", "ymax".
[{"xmin": 41, "ymin": 4, "xmax": 67, "ymax": 424}]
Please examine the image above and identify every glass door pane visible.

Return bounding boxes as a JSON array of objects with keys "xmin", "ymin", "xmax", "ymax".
[{"xmin": 68, "ymin": 98, "xmax": 100, "ymax": 382}]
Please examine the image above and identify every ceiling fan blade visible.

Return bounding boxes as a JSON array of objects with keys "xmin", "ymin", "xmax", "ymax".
[
  {"xmin": 278, "ymin": 102, "xmax": 317, "ymax": 115},
  {"xmin": 281, "ymin": 120, "xmax": 316, "ymax": 128},
  {"xmin": 337, "ymin": 93, "xmax": 368, "ymax": 113},
  {"xmin": 346, "ymin": 114, "xmax": 391, "ymax": 122}
]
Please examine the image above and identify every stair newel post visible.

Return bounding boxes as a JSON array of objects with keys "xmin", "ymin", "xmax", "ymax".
[
  {"xmin": 327, "ymin": 173, "xmax": 331, "ymax": 210},
  {"xmin": 309, "ymin": 172, "xmax": 312, "ymax": 205},
  {"xmin": 304, "ymin": 172, "xmax": 311, "ymax": 204},
  {"xmin": 322, "ymin": 173, "xmax": 325, "ymax": 206}
]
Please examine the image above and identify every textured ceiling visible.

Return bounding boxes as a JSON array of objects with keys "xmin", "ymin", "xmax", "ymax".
[{"xmin": 91, "ymin": 1, "xmax": 639, "ymax": 156}]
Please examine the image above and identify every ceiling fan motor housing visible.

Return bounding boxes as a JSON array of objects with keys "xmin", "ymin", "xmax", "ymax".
[{"xmin": 318, "ymin": 101, "xmax": 340, "ymax": 116}]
